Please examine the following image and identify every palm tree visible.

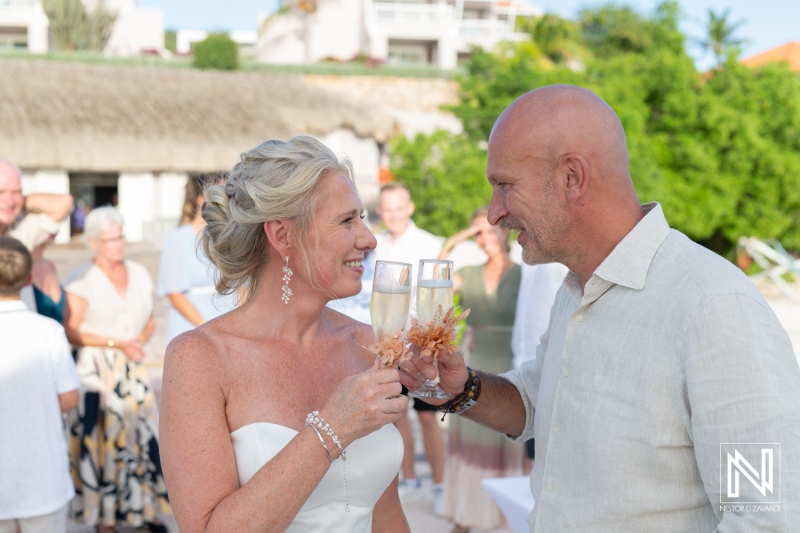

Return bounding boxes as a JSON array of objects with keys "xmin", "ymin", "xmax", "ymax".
[
  {"xmin": 42, "ymin": 0, "xmax": 117, "ymax": 52},
  {"xmin": 699, "ymin": 8, "xmax": 747, "ymax": 67}
]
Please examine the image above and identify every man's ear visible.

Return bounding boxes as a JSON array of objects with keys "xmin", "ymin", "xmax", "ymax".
[
  {"xmin": 263, "ymin": 219, "xmax": 293, "ymax": 256},
  {"xmin": 407, "ymin": 200, "xmax": 416, "ymax": 217},
  {"xmin": 24, "ymin": 274, "xmax": 33, "ymax": 287},
  {"xmin": 561, "ymin": 153, "xmax": 589, "ymax": 205}
]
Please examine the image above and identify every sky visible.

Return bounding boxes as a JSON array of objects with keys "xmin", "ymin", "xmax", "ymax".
[{"xmin": 140, "ymin": 0, "xmax": 800, "ymax": 69}]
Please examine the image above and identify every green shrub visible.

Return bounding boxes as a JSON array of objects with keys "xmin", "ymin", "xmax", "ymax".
[
  {"xmin": 389, "ymin": 130, "xmax": 491, "ymax": 237},
  {"xmin": 193, "ymin": 34, "xmax": 239, "ymax": 70}
]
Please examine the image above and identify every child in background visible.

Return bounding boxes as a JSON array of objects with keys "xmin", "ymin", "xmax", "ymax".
[{"xmin": 0, "ymin": 236, "xmax": 79, "ymax": 533}]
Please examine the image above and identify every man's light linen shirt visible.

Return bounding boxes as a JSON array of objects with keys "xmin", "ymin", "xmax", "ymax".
[{"xmin": 502, "ymin": 203, "xmax": 800, "ymax": 532}]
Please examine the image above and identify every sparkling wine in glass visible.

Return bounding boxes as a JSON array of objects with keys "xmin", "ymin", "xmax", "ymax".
[
  {"xmin": 410, "ymin": 259, "xmax": 454, "ymax": 400},
  {"xmin": 370, "ymin": 261, "xmax": 412, "ymax": 341}
]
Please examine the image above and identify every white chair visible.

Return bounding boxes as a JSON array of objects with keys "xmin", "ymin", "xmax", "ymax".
[{"xmin": 737, "ymin": 236, "xmax": 800, "ymax": 302}]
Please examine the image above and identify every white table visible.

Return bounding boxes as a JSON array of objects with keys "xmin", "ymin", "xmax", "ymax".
[{"xmin": 481, "ymin": 476, "xmax": 534, "ymax": 533}]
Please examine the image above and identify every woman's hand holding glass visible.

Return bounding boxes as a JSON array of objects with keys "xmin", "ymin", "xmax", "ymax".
[{"xmin": 318, "ymin": 357, "xmax": 408, "ymax": 452}]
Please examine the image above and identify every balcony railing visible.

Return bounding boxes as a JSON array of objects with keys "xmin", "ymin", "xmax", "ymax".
[
  {"xmin": 373, "ymin": 3, "xmax": 455, "ymax": 26},
  {"xmin": 460, "ymin": 18, "xmax": 529, "ymax": 42},
  {"xmin": 372, "ymin": 3, "xmax": 531, "ymax": 44},
  {"xmin": 460, "ymin": 19, "xmax": 508, "ymax": 39}
]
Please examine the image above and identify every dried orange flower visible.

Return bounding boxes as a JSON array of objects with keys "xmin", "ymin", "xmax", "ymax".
[
  {"xmin": 406, "ymin": 305, "xmax": 471, "ymax": 358},
  {"xmin": 366, "ymin": 331, "xmax": 410, "ymax": 368}
]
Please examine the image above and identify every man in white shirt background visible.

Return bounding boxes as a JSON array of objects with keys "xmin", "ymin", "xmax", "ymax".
[
  {"xmin": 0, "ymin": 236, "xmax": 80, "ymax": 533},
  {"xmin": 373, "ymin": 182, "xmax": 448, "ymax": 511}
]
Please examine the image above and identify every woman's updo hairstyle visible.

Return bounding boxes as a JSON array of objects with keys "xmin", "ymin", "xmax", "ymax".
[{"xmin": 201, "ymin": 135, "xmax": 354, "ymax": 301}]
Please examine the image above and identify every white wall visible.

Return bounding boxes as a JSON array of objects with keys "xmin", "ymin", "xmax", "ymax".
[
  {"xmin": 155, "ymin": 173, "xmax": 188, "ymax": 220},
  {"xmin": 104, "ymin": 4, "xmax": 164, "ymax": 56},
  {"xmin": 0, "ymin": 2, "xmax": 49, "ymax": 52},
  {"xmin": 256, "ymin": 0, "xmax": 364, "ymax": 64},
  {"xmin": 319, "ymin": 129, "xmax": 380, "ymax": 206},
  {"xmin": 80, "ymin": 0, "xmax": 163, "ymax": 56},
  {"xmin": 117, "ymin": 172, "xmax": 155, "ymax": 242}
]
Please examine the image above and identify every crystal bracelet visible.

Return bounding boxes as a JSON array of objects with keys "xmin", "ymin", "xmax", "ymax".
[{"xmin": 306, "ymin": 411, "xmax": 349, "ymax": 512}]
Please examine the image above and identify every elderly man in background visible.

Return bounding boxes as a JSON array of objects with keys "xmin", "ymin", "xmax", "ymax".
[
  {"xmin": 401, "ymin": 85, "xmax": 800, "ymax": 531},
  {"xmin": 0, "ymin": 158, "xmax": 73, "ymax": 310}
]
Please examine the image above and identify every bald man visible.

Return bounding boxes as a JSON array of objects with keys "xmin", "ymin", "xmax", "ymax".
[
  {"xmin": 0, "ymin": 159, "xmax": 73, "ymax": 249},
  {"xmin": 0, "ymin": 158, "xmax": 73, "ymax": 309},
  {"xmin": 401, "ymin": 85, "xmax": 800, "ymax": 531}
]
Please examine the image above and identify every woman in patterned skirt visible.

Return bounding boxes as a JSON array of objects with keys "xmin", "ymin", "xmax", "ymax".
[
  {"xmin": 64, "ymin": 206, "xmax": 170, "ymax": 533},
  {"xmin": 437, "ymin": 207, "xmax": 529, "ymax": 532}
]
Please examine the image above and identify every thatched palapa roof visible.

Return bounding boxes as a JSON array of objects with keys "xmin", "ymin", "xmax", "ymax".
[{"xmin": 0, "ymin": 60, "xmax": 398, "ymax": 173}]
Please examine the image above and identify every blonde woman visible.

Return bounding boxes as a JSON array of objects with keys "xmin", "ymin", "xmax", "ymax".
[
  {"xmin": 64, "ymin": 207, "xmax": 170, "ymax": 533},
  {"xmin": 160, "ymin": 136, "xmax": 410, "ymax": 532},
  {"xmin": 158, "ymin": 177, "xmax": 236, "ymax": 342}
]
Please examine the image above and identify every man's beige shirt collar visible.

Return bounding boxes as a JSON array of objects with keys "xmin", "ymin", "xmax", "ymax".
[{"xmin": 564, "ymin": 202, "xmax": 670, "ymax": 304}]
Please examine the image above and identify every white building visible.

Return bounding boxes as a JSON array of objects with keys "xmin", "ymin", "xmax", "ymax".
[
  {"xmin": 0, "ymin": 0, "xmax": 48, "ymax": 53},
  {"xmin": 257, "ymin": 0, "xmax": 541, "ymax": 69},
  {"xmin": 0, "ymin": 0, "xmax": 163, "ymax": 56}
]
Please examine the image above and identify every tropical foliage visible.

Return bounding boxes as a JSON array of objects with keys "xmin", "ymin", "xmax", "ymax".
[{"xmin": 389, "ymin": 1, "xmax": 800, "ymax": 253}]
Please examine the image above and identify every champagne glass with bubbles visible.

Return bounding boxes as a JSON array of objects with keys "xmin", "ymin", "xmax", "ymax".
[
  {"xmin": 370, "ymin": 261, "xmax": 412, "ymax": 342},
  {"xmin": 410, "ymin": 259, "xmax": 454, "ymax": 399}
]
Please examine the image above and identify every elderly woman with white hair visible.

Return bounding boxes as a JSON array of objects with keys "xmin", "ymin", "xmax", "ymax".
[{"xmin": 64, "ymin": 206, "xmax": 170, "ymax": 533}]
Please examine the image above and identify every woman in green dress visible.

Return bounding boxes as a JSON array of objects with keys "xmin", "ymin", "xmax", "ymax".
[{"xmin": 437, "ymin": 208, "xmax": 529, "ymax": 532}]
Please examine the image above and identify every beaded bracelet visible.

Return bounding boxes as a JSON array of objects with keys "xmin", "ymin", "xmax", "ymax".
[
  {"xmin": 438, "ymin": 367, "xmax": 482, "ymax": 422},
  {"xmin": 305, "ymin": 411, "xmax": 349, "ymax": 512}
]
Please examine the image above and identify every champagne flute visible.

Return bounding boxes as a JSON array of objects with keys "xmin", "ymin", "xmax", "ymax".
[
  {"xmin": 370, "ymin": 261, "xmax": 412, "ymax": 341},
  {"xmin": 410, "ymin": 259, "xmax": 454, "ymax": 399}
]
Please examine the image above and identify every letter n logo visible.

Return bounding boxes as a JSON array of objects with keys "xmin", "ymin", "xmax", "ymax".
[{"xmin": 720, "ymin": 443, "xmax": 780, "ymax": 504}]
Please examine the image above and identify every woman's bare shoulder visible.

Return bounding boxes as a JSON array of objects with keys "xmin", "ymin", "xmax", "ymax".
[
  {"xmin": 324, "ymin": 308, "xmax": 376, "ymax": 362},
  {"xmin": 164, "ymin": 324, "xmax": 229, "ymax": 380}
]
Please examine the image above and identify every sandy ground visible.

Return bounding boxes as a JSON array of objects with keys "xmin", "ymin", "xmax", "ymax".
[{"xmin": 49, "ymin": 242, "xmax": 799, "ymax": 533}]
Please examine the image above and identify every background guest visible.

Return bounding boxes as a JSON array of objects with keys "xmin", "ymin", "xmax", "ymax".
[
  {"xmin": 31, "ymin": 233, "xmax": 68, "ymax": 324},
  {"xmin": 437, "ymin": 207, "xmax": 528, "ymax": 533},
  {"xmin": 0, "ymin": 236, "xmax": 79, "ymax": 533},
  {"xmin": 64, "ymin": 206, "xmax": 170, "ymax": 533},
  {"xmin": 0, "ymin": 158, "xmax": 73, "ymax": 311},
  {"xmin": 158, "ymin": 176, "xmax": 236, "ymax": 343}
]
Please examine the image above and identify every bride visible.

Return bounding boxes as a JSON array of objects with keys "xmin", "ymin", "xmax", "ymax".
[{"xmin": 159, "ymin": 136, "xmax": 411, "ymax": 532}]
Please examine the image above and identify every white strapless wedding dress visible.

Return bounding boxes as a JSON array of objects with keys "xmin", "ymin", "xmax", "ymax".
[{"xmin": 231, "ymin": 422, "xmax": 404, "ymax": 532}]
